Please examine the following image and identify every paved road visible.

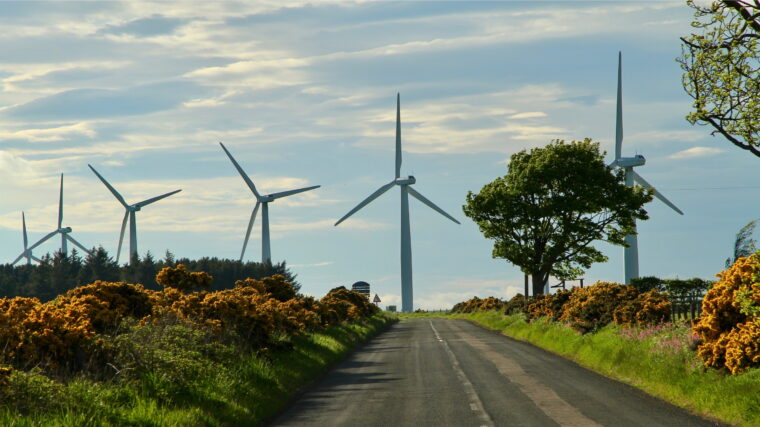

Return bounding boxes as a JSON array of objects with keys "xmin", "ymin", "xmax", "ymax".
[{"xmin": 271, "ymin": 318, "xmax": 720, "ymax": 426}]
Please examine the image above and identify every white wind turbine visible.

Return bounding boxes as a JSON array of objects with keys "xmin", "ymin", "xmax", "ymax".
[
  {"xmin": 219, "ymin": 142, "xmax": 320, "ymax": 264},
  {"xmin": 12, "ymin": 212, "xmax": 42, "ymax": 265},
  {"xmin": 609, "ymin": 52, "xmax": 684, "ymax": 284},
  {"xmin": 88, "ymin": 165, "xmax": 181, "ymax": 264},
  {"xmin": 335, "ymin": 94, "xmax": 460, "ymax": 313},
  {"xmin": 11, "ymin": 174, "xmax": 92, "ymax": 265}
]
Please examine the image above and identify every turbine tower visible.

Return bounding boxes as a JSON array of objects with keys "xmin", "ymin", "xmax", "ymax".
[
  {"xmin": 11, "ymin": 174, "xmax": 92, "ymax": 264},
  {"xmin": 219, "ymin": 142, "xmax": 320, "ymax": 264},
  {"xmin": 335, "ymin": 94, "xmax": 460, "ymax": 312},
  {"xmin": 12, "ymin": 212, "xmax": 43, "ymax": 265},
  {"xmin": 609, "ymin": 52, "xmax": 684, "ymax": 284},
  {"xmin": 88, "ymin": 164, "xmax": 181, "ymax": 264}
]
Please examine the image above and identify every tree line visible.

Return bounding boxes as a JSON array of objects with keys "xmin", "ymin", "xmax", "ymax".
[{"xmin": 0, "ymin": 247, "xmax": 299, "ymax": 302}]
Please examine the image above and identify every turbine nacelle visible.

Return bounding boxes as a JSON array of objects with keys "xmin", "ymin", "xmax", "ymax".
[
  {"xmin": 58, "ymin": 227, "xmax": 72, "ymax": 234},
  {"xmin": 395, "ymin": 176, "xmax": 416, "ymax": 185},
  {"xmin": 613, "ymin": 155, "xmax": 645, "ymax": 168}
]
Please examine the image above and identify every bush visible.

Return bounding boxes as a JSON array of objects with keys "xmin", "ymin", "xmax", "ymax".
[
  {"xmin": 559, "ymin": 282, "xmax": 638, "ymax": 333},
  {"xmin": 451, "ymin": 296, "xmax": 506, "ymax": 313},
  {"xmin": 613, "ymin": 289, "xmax": 671, "ymax": 327},
  {"xmin": 320, "ymin": 286, "xmax": 378, "ymax": 324},
  {"xmin": 504, "ymin": 294, "xmax": 528, "ymax": 315},
  {"xmin": 156, "ymin": 264, "xmax": 213, "ymax": 292},
  {"xmin": 693, "ymin": 255, "xmax": 760, "ymax": 374},
  {"xmin": 526, "ymin": 290, "xmax": 573, "ymax": 321}
]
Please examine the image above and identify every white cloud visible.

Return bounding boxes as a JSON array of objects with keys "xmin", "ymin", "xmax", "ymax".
[
  {"xmin": 669, "ymin": 146, "xmax": 724, "ymax": 159},
  {"xmin": 0, "ymin": 122, "xmax": 95, "ymax": 142},
  {"xmin": 508, "ymin": 112, "xmax": 547, "ymax": 120}
]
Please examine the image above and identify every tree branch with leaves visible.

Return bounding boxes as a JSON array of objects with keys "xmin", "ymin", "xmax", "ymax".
[{"xmin": 678, "ymin": 0, "xmax": 760, "ymax": 156}]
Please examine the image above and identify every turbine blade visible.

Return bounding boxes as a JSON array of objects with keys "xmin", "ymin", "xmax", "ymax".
[
  {"xmin": 22, "ymin": 212, "xmax": 28, "ymax": 249},
  {"xmin": 135, "ymin": 189, "xmax": 182, "ymax": 208},
  {"xmin": 31, "ymin": 255, "xmax": 43, "ymax": 263},
  {"xmin": 116, "ymin": 210, "xmax": 129, "ymax": 263},
  {"xmin": 335, "ymin": 181, "xmax": 395, "ymax": 226},
  {"xmin": 615, "ymin": 51, "xmax": 623, "ymax": 161},
  {"xmin": 26, "ymin": 230, "xmax": 58, "ymax": 252},
  {"xmin": 396, "ymin": 93, "xmax": 402, "ymax": 179},
  {"xmin": 407, "ymin": 187, "xmax": 460, "ymax": 224},
  {"xmin": 219, "ymin": 142, "xmax": 261, "ymax": 200},
  {"xmin": 268, "ymin": 185, "xmax": 320, "ymax": 200},
  {"xmin": 240, "ymin": 201, "xmax": 260, "ymax": 261},
  {"xmin": 66, "ymin": 235, "xmax": 91, "ymax": 255},
  {"xmin": 88, "ymin": 164, "xmax": 129, "ymax": 207},
  {"xmin": 630, "ymin": 170, "xmax": 684, "ymax": 215},
  {"xmin": 11, "ymin": 253, "xmax": 25, "ymax": 265},
  {"xmin": 58, "ymin": 173, "xmax": 64, "ymax": 229}
]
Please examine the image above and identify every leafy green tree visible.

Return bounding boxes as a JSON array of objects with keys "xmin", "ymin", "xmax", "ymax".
[
  {"xmin": 678, "ymin": 0, "xmax": 760, "ymax": 156},
  {"xmin": 726, "ymin": 219, "xmax": 757, "ymax": 267},
  {"xmin": 463, "ymin": 139, "xmax": 652, "ymax": 295}
]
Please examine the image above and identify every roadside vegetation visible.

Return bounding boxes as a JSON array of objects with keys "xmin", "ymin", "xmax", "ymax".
[
  {"xmin": 408, "ymin": 254, "xmax": 760, "ymax": 426},
  {"xmin": 0, "ymin": 265, "xmax": 394, "ymax": 425}
]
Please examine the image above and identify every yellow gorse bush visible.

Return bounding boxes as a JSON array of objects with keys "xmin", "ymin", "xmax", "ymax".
[
  {"xmin": 0, "ymin": 271, "xmax": 377, "ymax": 376},
  {"xmin": 693, "ymin": 254, "xmax": 760, "ymax": 374}
]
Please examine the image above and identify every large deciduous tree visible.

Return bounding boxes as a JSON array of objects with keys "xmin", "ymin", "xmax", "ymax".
[
  {"xmin": 463, "ymin": 139, "xmax": 652, "ymax": 296},
  {"xmin": 678, "ymin": 0, "xmax": 760, "ymax": 156}
]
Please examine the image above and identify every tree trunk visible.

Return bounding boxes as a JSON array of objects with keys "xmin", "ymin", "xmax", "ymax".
[{"xmin": 531, "ymin": 271, "xmax": 548, "ymax": 296}]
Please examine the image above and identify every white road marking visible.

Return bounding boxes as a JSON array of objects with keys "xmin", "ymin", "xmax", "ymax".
[{"xmin": 429, "ymin": 321, "xmax": 494, "ymax": 427}]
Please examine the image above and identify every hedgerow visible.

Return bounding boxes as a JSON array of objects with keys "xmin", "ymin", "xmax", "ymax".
[{"xmin": 0, "ymin": 266, "xmax": 378, "ymax": 385}]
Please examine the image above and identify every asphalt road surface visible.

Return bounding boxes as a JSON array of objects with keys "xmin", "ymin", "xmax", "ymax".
[{"xmin": 271, "ymin": 318, "xmax": 720, "ymax": 427}]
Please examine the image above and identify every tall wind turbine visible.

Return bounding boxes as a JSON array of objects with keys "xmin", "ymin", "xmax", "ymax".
[
  {"xmin": 11, "ymin": 174, "xmax": 92, "ymax": 264},
  {"xmin": 609, "ymin": 52, "xmax": 684, "ymax": 284},
  {"xmin": 335, "ymin": 94, "xmax": 460, "ymax": 312},
  {"xmin": 12, "ymin": 212, "xmax": 43, "ymax": 265},
  {"xmin": 219, "ymin": 142, "xmax": 320, "ymax": 264},
  {"xmin": 88, "ymin": 165, "xmax": 181, "ymax": 264}
]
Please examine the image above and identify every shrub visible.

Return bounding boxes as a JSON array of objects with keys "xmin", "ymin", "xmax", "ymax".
[
  {"xmin": 156, "ymin": 264, "xmax": 213, "ymax": 292},
  {"xmin": 693, "ymin": 255, "xmax": 760, "ymax": 373},
  {"xmin": 504, "ymin": 294, "xmax": 528, "ymax": 315},
  {"xmin": 613, "ymin": 289, "xmax": 671, "ymax": 327},
  {"xmin": 451, "ymin": 296, "xmax": 506, "ymax": 313},
  {"xmin": 526, "ymin": 290, "xmax": 574, "ymax": 321},
  {"xmin": 320, "ymin": 286, "xmax": 378, "ymax": 324},
  {"xmin": 57, "ymin": 281, "xmax": 154, "ymax": 333},
  {"xmin": 559, "ymin": 282, "xmax": 638, "ymax": 333}
]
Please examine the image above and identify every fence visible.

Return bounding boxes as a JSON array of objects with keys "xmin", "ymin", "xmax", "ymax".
[{"xmin": 669, "ymin": 293, "xmax": 704, "ymax": 321}]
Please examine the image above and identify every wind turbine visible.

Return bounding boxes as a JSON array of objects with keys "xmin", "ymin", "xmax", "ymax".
[
  {"xmin": 88, "ymin": 164, "xmax": 181, "ymax": 264},
  {"xmin": 335, "ymin": 94, "xmax": 460, "ymax": 312},
  {"xmin": 219, "ymin": 142, "xmax": 320, "ymax": 264},
  {"xmin": 609, "ymin": 52, "xmax": 684, "ymax": 284},
  {"xmin": 11, "ymin": 212, "xmax": 43, "ymax": 265},
  {"xmin": 11, "ymin": 174, "xmax": 92, "ymax": 264}
]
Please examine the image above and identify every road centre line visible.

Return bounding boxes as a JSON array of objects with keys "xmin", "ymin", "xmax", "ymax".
[
  {"xmin": 448, "ymin": 321, "xmax": 601, "ymax": 427},
  {"xmin": 429, "ymin": 321, "xmax": 494, "ymax": 427}
]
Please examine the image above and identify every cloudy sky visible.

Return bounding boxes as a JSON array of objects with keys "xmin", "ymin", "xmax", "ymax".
[{"xmin": 0, "ymin": 1, "xmax": 755, "ymax": 309}]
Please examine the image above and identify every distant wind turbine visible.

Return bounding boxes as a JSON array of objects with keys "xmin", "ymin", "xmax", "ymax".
[
  {"xmin": 335, "ymin": 94, "xmax": 460, "ymax": 313},
  {"xmin": 12, "ymin": 212, "xmax": 43, "ymax": 265},
  {"xmin": 12, "ymin": 174, "xmax": 92, "ymax": 264},
  {"xmin": 609, "ymin": 52, "xmax": 684, "ymax": 284},
  {"xmin": 88, "ymin": 164, "xmax": 181, "ymax": 264},
  {"xmin": 219, "ymin": 142, "xmax": 320, "ymax": 263}
]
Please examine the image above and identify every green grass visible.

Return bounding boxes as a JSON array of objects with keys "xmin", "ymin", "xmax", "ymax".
[
  {"xmin": 0, "ymin": 314, "xmax": 397, "ymax": 426},
  {"xmin": 406, "ymin": 311, "xmax": 760, "ymax": 426}
]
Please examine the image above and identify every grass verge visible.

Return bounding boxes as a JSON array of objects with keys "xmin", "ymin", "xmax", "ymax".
[
  {"xmin": 0, "ymin": 313, "xmax": 397, "ymax": 426},
  {"xmin": 402, "ymin": 311, "xmax": 759, "ymax": 426}
]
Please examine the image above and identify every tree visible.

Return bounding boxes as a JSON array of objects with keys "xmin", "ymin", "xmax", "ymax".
[
  {"xmin": 726, "ymin": 219, "xmax": 758, "ymax": 266},
  {"xmin": 678, "ymin": 0, "xmax": 760, "ymax": 156},
  {"xmin": 463, "ymin": 139, "xmax": 652, "ymax": 295}
]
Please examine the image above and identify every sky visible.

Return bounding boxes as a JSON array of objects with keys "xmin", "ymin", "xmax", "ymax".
[{"xmin": 0, "ymin": 0, "xmax": 756, "ymax": 310}]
